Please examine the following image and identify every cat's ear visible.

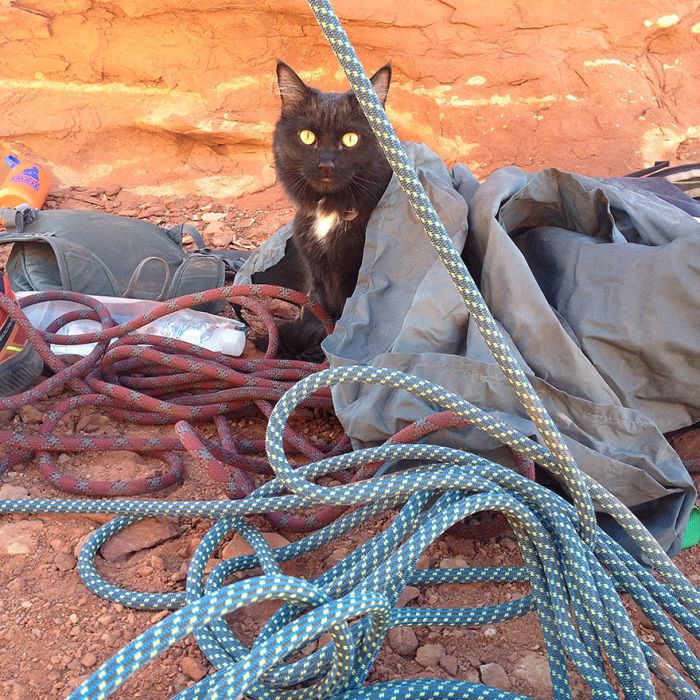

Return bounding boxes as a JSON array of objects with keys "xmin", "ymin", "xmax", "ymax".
[
  {"xmin": 369, "ymin": 64, "xmax": 392, "ymax": 106},
  {"xmin": 276, "ymin": 61, "xmax": 309, "ymax": 113}
]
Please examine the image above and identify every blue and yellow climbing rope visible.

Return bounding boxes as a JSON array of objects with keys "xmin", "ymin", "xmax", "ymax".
[{"xmin": 1, "ymin": 2, "xmax": 699, "ymax": 699}]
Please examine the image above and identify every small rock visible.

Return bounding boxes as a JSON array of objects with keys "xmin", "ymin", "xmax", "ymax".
[
  {"xmin": 439, "ymin": 556, "xmax": 469, "ymax": 568},
  {"xmin": 439, "ymin": 654, "xmax": 459, "ymax": 676},
  {"xmin": 0, "ymin": 520, "xmax": 43, "ymax": 554},
  {"xmin": 480, "ymin": 662, "xmax": 512, "ymax": 691},
  {"xmin": 18, "ymin": 404, "xmax": 44, "ymax": 424},
  {"xmin": 201, "ymin": 211, "xmax": 226, "ymax": 222},
  {"xmin": 203, "ymin": 220, "xmax": 224, "ymax": 235},
  {"xmin": 81, "ymin": 652, "xmax": 98, "ymax": 668},
  {"xmin": 500, "ymin": 537, "xmax": 518, "ymax": 551},
  {"xmin": 387, "ymin": 628, "xmax": 419, "ymax": 657},
  {"xmin": 99, "ymin": 517, "xmax": 181, "ymax": 562},
  {"xmin": 221, "ymin": 532, "xmax": 290, "ymax": 560},
  {"xmin": 512, "ymin": 652, "xmax": 552, "ymax": 696},
  {"xmin": 137, "ymin": 205, "xmax": 166, "ymax": 219},
  {"xmin": 117, "ymin": 209, "xmax": 139, "ymax": 217},
  {"xmin": 179, "ymin": 656, "xmax": 208, "ymax": 681},
  {"xmin": 54, "ymin": 552, "xmax": 77, "ymax": 571},
  {"xmin": 73, "ymin": 531, "xmax": 95, "ymax": 559},
  {"xmin": 0, "ymin": 409, "xmax": 15, "ymax": 422},
  {"xmin": 301, "ymin": 641, "xmax": 317, "ymax": 656},
  {"xmin": 150, "ymin": 610, "xmax": 169, "ymax": 623},
  {"xmin": 325, "ymin": 547, "xmax": 349, "ymax": 567},
  {"xmin": 415, "ymin": 643, "xmax": 445, "ymax": 668},
  {"xmin": 465, "ymin": 669, "xmax": 480, "ymax": 683},
  {"xmin": 396, "ymin": 585, "xmax": 420, "ymax": 607},
  {"xmin": 0, "ymin": 485, "xmax": 29, "ymax": 499},
  {"xmin": 238, "ymin": 216, "xmax": 255, "ymax": 228},
  {"xmin": 75, "ymin": 413, "xmax": 111, "ymax": 433},
  {"xmin": 211, "ymin": 230, "xmax": 233, "ymax": 248},
  {"xmin": 416, "ymin": 554, "xmax": 432, "ymax": 569}
]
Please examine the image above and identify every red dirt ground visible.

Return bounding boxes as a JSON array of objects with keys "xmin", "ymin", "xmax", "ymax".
[{"xmin": 0, "ymin": 186, "xmax": 698, "ymax": 699}]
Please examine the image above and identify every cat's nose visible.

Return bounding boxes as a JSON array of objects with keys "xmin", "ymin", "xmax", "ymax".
[{"xmin": 318, "ymin": 159, "xmax": 335, "ymax": 177}]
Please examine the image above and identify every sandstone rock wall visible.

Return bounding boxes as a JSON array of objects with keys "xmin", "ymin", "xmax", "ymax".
[{"xmin": 0, "ymin": 0, "xmax": 698, "ymax": 199}]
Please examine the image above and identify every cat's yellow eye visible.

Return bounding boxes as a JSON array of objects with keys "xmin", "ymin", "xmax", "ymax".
[
  {"xmin": 341, "ymin": 132, "xmax": 359, "ymax": 148},
  {"xmin": 299, "ymin": 129, "xmax": 316, "ymax": 145}
]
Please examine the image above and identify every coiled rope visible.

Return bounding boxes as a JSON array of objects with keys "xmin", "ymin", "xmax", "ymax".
[{"xmin": 0, "ymin": 1, "xmax": 699, "ymax": 698}]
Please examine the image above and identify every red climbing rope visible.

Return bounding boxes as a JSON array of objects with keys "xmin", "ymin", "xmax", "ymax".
[{"xmin": 0, "ymin": 284, "xmax": 534, "ymax": 535}]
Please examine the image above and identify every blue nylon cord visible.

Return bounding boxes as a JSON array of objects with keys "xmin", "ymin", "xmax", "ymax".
[{"xmin": 0, "ymin": 2, "xmax": 697, "ymax": 699}]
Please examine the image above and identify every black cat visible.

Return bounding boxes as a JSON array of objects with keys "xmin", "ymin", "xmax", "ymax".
[{"xmin": 266, "ymin": 61, "xmax": 393, "ymax": 361}]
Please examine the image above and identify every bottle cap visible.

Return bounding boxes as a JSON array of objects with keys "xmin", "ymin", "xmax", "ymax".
[{"xmin": 219, "ymin": 330, "xmax": 247, "ymax": 357}]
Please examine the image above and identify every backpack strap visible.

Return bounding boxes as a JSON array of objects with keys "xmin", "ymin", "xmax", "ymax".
[
  {"xmin": 166, "ymin": 223, "xmax": 207, "ymax": 251},
  {"xmin": 1, "ymin": 205, "xmax": 38, "ymax": 233}
]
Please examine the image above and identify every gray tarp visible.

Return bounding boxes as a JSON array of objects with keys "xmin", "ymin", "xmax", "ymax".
[{"xmin": 236, "ymin": 142, "xmax": 699, "ymax": 556}]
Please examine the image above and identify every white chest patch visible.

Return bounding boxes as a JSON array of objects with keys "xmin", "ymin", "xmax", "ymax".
[{"xmin": 313, "ymin": 211, "xmax": 339, "ymax": 241}]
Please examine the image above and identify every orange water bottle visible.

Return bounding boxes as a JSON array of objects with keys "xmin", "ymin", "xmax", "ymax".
[{"xmin": 0, "ymin": 155, "xmax": 51, "ymax": 208}]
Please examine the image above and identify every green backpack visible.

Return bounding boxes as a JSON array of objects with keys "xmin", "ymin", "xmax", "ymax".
[{"xmin": 0, "ymin": 206, "xmax": 230, "ymax": 310}]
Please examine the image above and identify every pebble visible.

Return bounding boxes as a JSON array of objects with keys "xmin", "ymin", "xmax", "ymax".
[
  {"xmin": 416, "ymin": 554, "xmax": 432, "ymax": 569},
  {"xmin": 500, "ymin": 536, "xmax": 518, "ymax": 551},
  {"xmin": 54, "ymin": 552, "xmax": 77, "ymax": 571},
  {"xmin": 0, "ymin": 520, "xmax": 44, "ymax": 554},
  {"xmin": 75, "ymin": 412, "xmax": 111, "ymax": 433},
  {"xmin": 439, "ymin": 654, "xmax": 459, "ymax": 676},
  {"xmin": 99, "ymin": 517, "xmax": 180, "ymax": 562},
  {"xmin": 201, "ymin": 211, "xmax": 226, "ymax": 221},
  {"xmin": 81, "ymin": 652, "xmax": 98, "ymax": 668},
  {"xmin": 439, "ymin": 556, "xmax": 469, "ymax": 568},
  {"xmin": 137, "ymin": 205, "xmax": 166, "ymax": 219},
  {"xmin": 396, "ymin": 585, "xmax": 420, "ymax": 607},
  {"xmin": 150, "ymin": 610, "xmax": 169, "ymax": 623},
  {"xmin": 415, "ymin": 643, "xmax": 446, "ymax": 668},
  {"xmin": 325, "ymin": 546, "xmax": 349, "ymax": 567},
  {"xmin": 73, "ymin": 531, "xmax": 95, "ymax": 559},
  {"xmin": 211, "ymin": 230, "xmax": 233, "ymax": 248},
  {"xmin": 179, "ymin": 656, "xmax": 208, "ymax": 681},
  {"xmin": 203, "ymin": 220, "xmax": 224, "ymax": 235},
  {"xmin": 301, "ymin": 641, "xmax": 317, "ymax": 656},
  {"xmin": 18, "ymin": 404, "xmax": 44, "ymax": 424},
  {"xmin": 479, "ymin": 662, "xmax": 512, "ymax": 691},
  {"xmin": 512, "ymin": 652, "xmax": 552, "ymax": 696},
  {"xmin": 221, "ymin": 532, "xmax": 290, "ymax": 560},
  {"xmin": 387, "ymin": 628, "xmax": 419, "ymax": 657},
  {"xmin": 0, "ymin": 484, "xmax": 29, "ymax": 499}
]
